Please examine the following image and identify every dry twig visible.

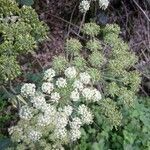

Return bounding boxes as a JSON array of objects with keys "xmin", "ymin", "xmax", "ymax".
[{"xmin": 132, "ymin": 0, "xmax": 150, "ymax": 22}]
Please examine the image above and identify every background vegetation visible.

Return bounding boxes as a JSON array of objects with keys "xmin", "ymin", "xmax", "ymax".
[{"xmin": 0, "ymin": 0, "xmax": 149, "ymax": 149}]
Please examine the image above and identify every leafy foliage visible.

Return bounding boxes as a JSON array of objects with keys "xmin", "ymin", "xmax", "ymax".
[
  {"xmin": 8, "ymin": 66, "xmax": 102, "ymax": 149},
  {"xmin": 0, "ymin": 97, "xmax": 14, "ymax": 139},
  {"xmin": 61, "ymin": 22, "xmax": 145, "ymax": 149},
  {"xmin": 0, "ymin": 0, "xmax": 48, "ymax": 83},
  {"xmin": 0, "ymin": 56, "xmax": 21, "ymax": 82},
  {"xmin": 73, "ymin": 97, "xmax": 150, "ymax": 150},
  {"xmin": 7, "ymin": 20, "xmax": 147, "ymax": 150}
]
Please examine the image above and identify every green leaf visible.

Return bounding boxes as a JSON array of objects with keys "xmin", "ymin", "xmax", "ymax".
[
  {"xmin": 123, "ymin": 130, "xmax": 135, "ymax": 144},
  {"xmin": 92, "ymin": 140, "xmax": 105, "ymax": 150}
]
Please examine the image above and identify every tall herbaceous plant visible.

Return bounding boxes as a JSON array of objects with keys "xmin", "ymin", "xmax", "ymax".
[
  {"xmin": 8, "ymin": 22, "xmax": 142, "ymax": 149},
  {"xmin": 64, "ymin": 23, "xmax": 142, "ymax": 149},
  {"xmin": 8, "ymin": 66, "xmax": 102, "ymax": 149},
  {"xmin": 0, "ymin": 0, "xmax": 48, "ymax": 83}
]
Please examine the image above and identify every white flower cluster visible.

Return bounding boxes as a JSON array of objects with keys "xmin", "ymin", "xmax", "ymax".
[
  {"xmin": 42, "ymin": 82, "xmax": 54, "ymax": 94},
  {"xmin": 70, "ymin": 89, "xmax": 80, "ymax": 101},
  {"xmin": 51, "ymin": 92, "xmax": 60, "ymax": 102},
  {"xmin": 63, "ymin": 105, "xmax": 73, "ymax": 116},
  {"xmin": 8, "ymin": 126, "xmax": 23, "ymax": 142},
  {"xmin": 21, "ymin": 83, "xmax": 36, "ymax": 97},
  {"xmin": 8, "ymin": 126, "xmax": 23, "ymax": 135},
  {"xmin": 78, "ymin": 104, "xmax": 93, "ymax": 124},
  {"xmin": 70, "ymin": 117, "xmax": 82, "ymax": 129},
  {"xmin": 52, "ymin": 145, "xmax": 65, "ymax": 150},
  {"xmin": 82, "ymin": 88, "xmax": 102, "ymax": 102},
  {"xmin": 80, "ymin": 72, "xmax": 91, "ymax": 84},
  {"xmin": 54, "ymin": 112, "xmax": 68, "ymax": 140},
  {"xmin": 56, "ymin": 78, "xmax": 67, "ymax": 88},
  {"xmin": 31, "ymin": 94, "xmax": 46, "ymax": 110},
  {"xmin": 10, "ymin": 66, "xmax": 102, "ymax": 147},
  {"xmin": 79, "ymin": 0, "xmax": 90, "ymax": 13},
  {"xmin": 28, "ymin": 130, "xmax": 42, "ymax": 142},
  {"xmin": 70, "ymin": 128, "xmax": 81, "ymax": 141},
  {"xmin": 99, "ymin": 0, "xmax": 109, "ymax": 10},
  {"xmin": 65, "ymin": 66, "xmax": 77, "ymax": 79},
  {"xmin": 73, "ymin": 80, "xmax": 84, "ymax": 91},
  {"xmin": 79, "ymin": 0, "xmax": 109, "ymax": 13},
  {"xmin": 43, "ymin": 68, "xmax": 55, "ymax": 81},
  {"xmin": 54, "ymin": 127, "xmax": 67, "ymax": 140},
  {"xmin": 19, "ymin": 105, "xmax": 33, "ymax": 120},
  {"xmin": 71, "ymin": 71, "xmax": 101, "ymax": 102},
  {"xmin": 38, "ymin": 104, "xmax": 57, "ymax": 126}
]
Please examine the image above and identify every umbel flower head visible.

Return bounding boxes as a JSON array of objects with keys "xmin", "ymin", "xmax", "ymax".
[
  {"xmin": 79, "ymin": 0, "xmax": 109, "ymax": 13},
  {"xmin": 9, "ymin": 66, "xmax": 102, "ymax": 149},
  {"xmin": 65, "ymin": 38, "xmax": 82, "ymax": 55},
  {"xmin": 99, "ymin": 0, "xmax": 109, "ymax": 10},
  {"xmin": 79, "ymin": 0, "xmax": 90, "ymax": 13},
  {"xmin": 82, "ymin": 22, "xmax": 100, "ymax": 37}
]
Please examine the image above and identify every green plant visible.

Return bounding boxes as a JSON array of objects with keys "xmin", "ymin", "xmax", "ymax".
[
  {"xmin": 8, "ymin": 66, "xmax": 103, "ymax": 149},
  {"xmin": 0, "ymin": 0, "xmax": 48, "ymax": 83},
  {"xmin": 0, "ymin": 98, "xmax": 14, "ymax": 139},
  {"xmin": 0, "ymin": 55, "xmax": 21, "ymax": 82},
  {"xmin": 62, "ymin": 22, "xmax": 144, "ymax": 149},
  {"xmin": 52, "ymin": 56, "xmax": 68, "ymax": 73},
  {"xmin": 65, "ymin": 38, "xmax": 82, "ymax": 56},
  {"xmin": 8, "ymin": 22, "xmax": 145, "ymax": 149},
  {"xmin": 72, "ymin": 97, "xmax": 150, "ymax": 150},
  {"xmin": 82, "ymin": 22, "xmax": 100, "ymax": 37}
]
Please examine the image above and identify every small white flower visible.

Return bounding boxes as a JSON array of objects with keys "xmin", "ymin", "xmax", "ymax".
[
  {"xmin": 73, "ymin": 80, "xmax": 84, "ymax": 91},
  {"xmin": 80, "ymin": 72, "xmax": 91, "ymax": 84},
  {"xmin": 92, "ymin": 89, "xmax": 102, "ymax": 102},
  {"xmin": 41, "ymin": 82, "xmax": 54, "ymax": 94},
  {"xmin": 52, "ymin": 145, "xmax": 65, "ymax": 150},
  {"xmin": 8, "ymin": 126, "xmax": 23, "ymax": 142},
  {"xmin": 79, "ymin": 0, "xmax": 90, "ymax": 13},
  {"xmin": 65, "ymin": 67, "xmax": 77, "ymax": 79},
  {"xmin": 99, "ymin": 0, "xmax": 109, "ymax": 10},
  {"xmin": 43, "ymin": 68, "xmax": 55, "ymax": 81},
  {"xmin": 70, "ymin": 89, "xmax": 80, "ymax": 101},
  {"xmin": 19, "ymin": 105, "xmax": 33, "ymax": 120},
  {"xmin": 31, "ymin": 95, "xmax": 46, "ymax": 110},
  {"xmin": 54, "ymin": 127, "xmax": 67, "ymax": 140},
  {"xmin": 37, "ymin": 114, "xmax": 51, "ymax": 126},
  {"xmin": 63, "ymin": 105, "xmax": 73, "ymax": 116},
  {"xmin": 28, "ymin": 130, "xmax": 42, "ymax": 142},
  {"xmin": 56, "ymin": 112, "xmax": 68, "ymax": 128},
  {"xmin": 42, "ymin": 104, "xmax": 57, "ymax": 116},
  {"xmin": 8, "ymin": 126, "xmax": 22, "ymax": 135},
  {"xmin": 70, "ymin": 117, "xmax": 82, "ymax": 129},
  {"xmin": 70, "ymin": 129, "xmax": 81, "ymax": 141},
  {"xmin": 56, "ymin": 78, "xmax": 67, "ymax": 88},
  {"xmin": 38, "ymin": 111, "xmax": 56, "ymax": 127},
  {"xmin": 78, "ymin": 104, "xmax": 93, "ymax": 124},
  {"xmin": 51, "ymin": 92, "xmax": 60, "ymax": 102},
  {"xmin": 82, "ymin": 88, "xmax": 93, "ymax": 100},
  {"xmin": 38, "ymin": 104, "xmax": 57, "ymax": 126},
  {"xmin": 21, "ymin": 83, "xmax": 36, "ymax": 97}
]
